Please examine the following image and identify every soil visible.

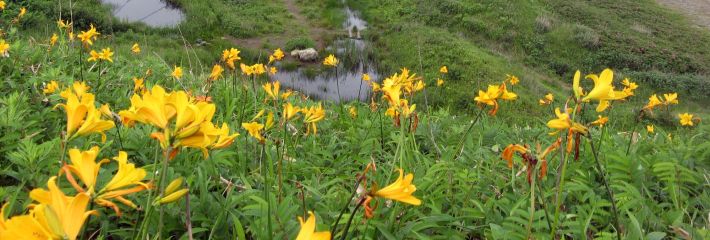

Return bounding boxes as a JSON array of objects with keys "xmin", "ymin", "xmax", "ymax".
[{"xmin": 656, "ymin": 0, "xmax": 710, "ymax": 30}]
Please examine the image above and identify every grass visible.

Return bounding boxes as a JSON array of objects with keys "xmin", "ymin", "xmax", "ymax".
[
  {"xmin": 335, "ymin": 0, "xmax": 710, "ymax": 121},
  {"xmin": 1, "ymin": 0, "xmax": 710, "ymax": 239}
]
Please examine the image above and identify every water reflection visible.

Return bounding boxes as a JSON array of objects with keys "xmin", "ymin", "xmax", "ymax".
[
  {"xmin": 101, "ymin": 0, "xmax": 184, "ymax": 27},
  {"xmin": 272, "ymin": 62, "xmax": 378, "ymax": 102},
  {"xmin": 272, "ymin": 5, "xmax": 378, "ymax": 103}
]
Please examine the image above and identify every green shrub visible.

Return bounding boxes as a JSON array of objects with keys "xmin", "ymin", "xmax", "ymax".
[{"xmin": 285, "ymin": 37, "xmax": 316, "ymax": 51}]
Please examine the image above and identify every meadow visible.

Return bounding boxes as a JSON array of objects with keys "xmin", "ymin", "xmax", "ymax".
[{"xmin": 0, "ymin": 1, "xmax": 709, "ymax": 240}]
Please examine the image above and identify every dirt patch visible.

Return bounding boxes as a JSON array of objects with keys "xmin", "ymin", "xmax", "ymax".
[
  {"xmin": 228, "ymin": 0, "xmax": 331, "ymax": 50},
  {"xmin": 657, "ymin": 0, "xmax": 710, "ymax": 30}
]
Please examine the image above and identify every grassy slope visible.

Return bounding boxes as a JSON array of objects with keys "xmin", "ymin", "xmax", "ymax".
[{"xmin": 335, "ymin": 0, "xmax": 710, "ymax": 123}]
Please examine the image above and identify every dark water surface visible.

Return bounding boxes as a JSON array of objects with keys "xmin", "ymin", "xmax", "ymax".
[
  {"xmin": 272, "ymin": 4, "xmax": 378, "ymax": 102},
  {"xmin": 100, "ymin": 0, "xmax": 184, "ymax": 27}
]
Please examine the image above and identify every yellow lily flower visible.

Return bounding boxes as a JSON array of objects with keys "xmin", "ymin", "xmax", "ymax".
[
  {"xmin": 87, "ymin": 50, "xmax": 100, "ymax": 62},
  {"xmin": 363, "ymin": 73, "xmax": 371, "ymax": 81},
  {"xmin": 302, "ymin": 104, "xmax": 325, "ymax": 135},
  {"xmin": 252, "ymin": 64, "xmax": 266, "ymax": 75},
  {"xmin": 74, "ymin": 106, "xmax": 116, "ymax": 142},
  {"xmin": 119, "ymin": 85, "xmax": 176, "ymax": 129},
  {"xmin": 506, "ymin": 74, "xmax": 520, "ymax": 85},
  {"xmin": 572, "ymin": 70, "xmax": 584, "ymax": 100},
  {"xmin": 263, "ymin": 81, "xmax": 281, "ymax": 100},
  {"xmin": 539, "ymin": 93, "xmax": 554, "ymax": 105},
  {"xmin": 381, "ymin": 82, "xmax": 402, "ymax": 107},
  {"xmin": 77, "ymin": 24, "xmax": 100, "ymax": 47},
  {"xmin": 439, "ymin": 66, "xmax": 448, "ymax": 74},
  {"xmin": 323, "ymin": 54, "xmax": 338, "ymax": 67},
  {"xmin": 131, "ymin": 43, "xmax": 140, "ymax": 54},
  {"xmin": 242, "ymin": 122, "xmax": 265, "ymax": 142},
  {"xmin": 644, "ymin": 94, "xmax": 663, "ymax": 111},
  {"xmin": 99, "ymin": 48, "xmax": 113, "ymax": 62},
  {"xmin": 0, "ymin": 205, "xmax": 63, "ymax": 239},
  {"xmin": 474, "ymin": 84, "xmax": 502, "ymax": 106},
  {"xmin": 94, "ymin": 151, "xmax": 150, "ymax": 216},
  {"xmin": 283, "ymin": 102, "xmax": 300, "ymax": 121},
  {"xmin": 222, "ymin": 48, "xmax": 241, "ymax": 70},
  {"xmin": 412, "ymin": 80, "xmax": 425, "ymax": 92},
  {"xmin": 240, "ymin": 63, "xmax": 253, "ymax": 75},
  {"xmin": 679, "ymin": 113, "xmax": 694, "ymax": 126},
  {"xmin": 546, "ymin": 108, "xmax": 588, "ymax": 135},
  {"xmin": 43, "ymin": 80, "xmax": 60, "ymax": 94},
  {"xmin": 99, "ymin": 151, "xmax": 149, "ymax": 193},
  {"xmin": 133, "ymin": 77, "xmax": 145, "ymax": 93},
  {"xmin": 591, "ymin": 115, "xmax": 609, "ymax": 127},
  {"xmin": 501, "ymin": 144, "xmax": 528, "ymax": 168},
  {"xmin": 295, "ymin": 211, "xmax": 331, "ymax": 240},
  {"xmin": 211, "ymin": 123, "xmax": 239, "ymax": 149},
  {"xmin": 57, "ymin": 90, "xmax": 115, "ymax": 141},
  {"xmin": 349, "ymin": 106, "xmax": 358, "ymax": 118},
  {"xmin": 663, "ymin": 93, "xmax": 678, "ymax": 105},
  {"xmin": 646, "ymin": 124, "xmax": 654, "ymax": 133},
  {"xmin": 0, "ymin": 39, "xmax": 8, "ymax": 57},
  {"xmin": 269, "ymin": 48, "xmax": 285, "ymax": 63},
  {"xmin": 57, "ymin": 19, "xmax": 71, "ymax": 29},
  {"xmin": 621, "ymin": 78, "xmax": 638, "ymax": 96},
  {"xmin": 18, "ymin": 7, "xmax": 26, "ymax": 18},
  {"xmin": 61, "ymin": 146, "xmax": 107, "ymax": 194},
  {"xmin": 281, "ymin": 89, "xmax": 293, "ymax": 99},
  {"xmin": 209, "ymin": 64, "xmax": 224, "ymax": 81},
  {"xmin": 175, "ymin": 122, "xmax": 223, "ymax": 158},
  {"xmin": 473, "ymin": 83, "xmax": 515, "ymax": 116},
  {"xmin": 27, "ymin": 177, "xmax": 97, "ymax": 240},
  {"xmin": 50, "ymin": 33, "xmax": 58, "ymax": 47},
  {"xmin": 436, "ymin": 78, "xmax": 444, "ymax": 87},
  {"xmin": 373, "ymin": 169, "xmax": 421, "ymax": 205},
  {"xmin": 583, "ymin": 69, "xmax": 614, "ymax": 102},
  {"xmin": 172, "ymin": 66, "xmax": 183, "ymax": 79},
  {"xmin": 499, "ymin": 83, "xmax": 517, "ymax": 100}
]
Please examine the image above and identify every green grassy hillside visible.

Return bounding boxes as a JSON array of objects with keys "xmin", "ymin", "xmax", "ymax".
[{"xmin": 337, "ymin": 0, "xmax": 710, "ymax": 119}]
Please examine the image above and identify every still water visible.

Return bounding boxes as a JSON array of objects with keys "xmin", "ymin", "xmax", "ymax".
[
  {"xmin": 100, "ymin": 0, "xmax": 184, "ymax": 27},
  {"xmin": 273, "ymin": 5, "xmax": 378, "ymax": 102}
]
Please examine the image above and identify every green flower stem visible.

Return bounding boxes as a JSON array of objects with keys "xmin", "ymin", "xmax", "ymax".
[{"xmin": 588, "ymin": 135, "xmax": 622, "ymax": 240}]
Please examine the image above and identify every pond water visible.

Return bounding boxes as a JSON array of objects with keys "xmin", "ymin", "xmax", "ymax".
[
  {"xmin": 100, "ymin": 0, "xmax": 184, "ymax": 27},
  {"xmin": 273, "ymin": 4, "xmax": 378, "ymax": 103}
]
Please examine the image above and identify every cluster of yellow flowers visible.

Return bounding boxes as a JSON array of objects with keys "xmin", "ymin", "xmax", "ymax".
[
  {"xmin": 643, "ymin": 92, "xmax": 700, "ymax": 127},
  {"xmin": 77, "ymin": 25, "xmax": 100, "ymax": 47},
  {"xmin": 119, "ymin": 85, "xmax": 238, "ymax": 158},
  {"xmin": 88, "ymin": 48, "xmax": 114, "ymax": 63},
  {"xmin": 246, "ymin": 81, "xmax": 325, "ymax": 137},
  {"xmin": 379, "ymin": 68, "xmax": 425, "ymax": 122},
  {"xmin": 474, "ymin": 81, "xmax": 517, "ymax": 116},
  {"xmin": 539, "ymin": 93, "xmax": 554, "ymax": 105},
  {"xmin": 0, "ymin": 146, "xmax": 186, "ymax": 239},
  {"xmin": 323, "ymin": 54, "xmax": 338, "ymax": 67},
  {"xmin": 56, "ymin": 82, "xmax": 115, "ymax": 142},
  {"xmin": 240, "ymin": 63, "xmax": 266, "ymax": 76}
]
